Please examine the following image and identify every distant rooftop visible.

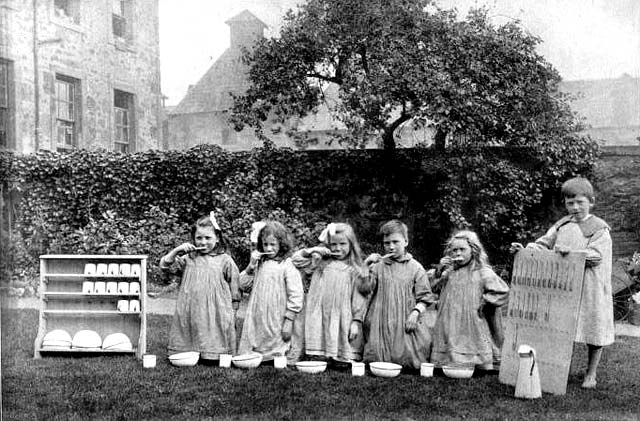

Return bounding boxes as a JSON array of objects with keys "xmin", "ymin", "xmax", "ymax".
[
  {"xmin": 560, "ymin": 74, "xmax": 640, "ymax": 128},
  {"xmin": 170, "ymin": 10, "xmax": 266, "ymax": 115}
]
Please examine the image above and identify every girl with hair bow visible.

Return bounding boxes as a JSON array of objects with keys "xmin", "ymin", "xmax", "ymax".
[
  {"xmin": 160, "ymin": 211, "xmax": 241, "ymax": 362},
  {"xmin": 291, "ymin": 222, "xmax": 368, "ymax": 365},
  {"xmin": 237, "ymin": 220, "xmax": 304, "ymax": 363}
]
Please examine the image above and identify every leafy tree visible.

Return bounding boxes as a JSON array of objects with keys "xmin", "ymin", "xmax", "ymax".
[
  {"xmin": 231, "ymin": 0, "xmax": 589, "ymax": 154},
  {"xmin": 230, "ymin": 0, "xmax": 600, "ymax": 262}
]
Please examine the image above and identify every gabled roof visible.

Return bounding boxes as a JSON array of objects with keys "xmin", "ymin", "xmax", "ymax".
[
  {"xmin": 225, "ymin": 10, "xmax": 267, "ymax": 28},
  {"xmin": 170, "ymin": 48, "xmax": 248, "ymax": 115},
  {"xmin": 170, "ymin": 10, "xmax": 268, "ymax": 115}
]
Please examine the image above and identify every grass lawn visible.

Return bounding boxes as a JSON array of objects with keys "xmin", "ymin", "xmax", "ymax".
[{"xmin": 2, "ymin": 308, "xmax": 640, "ymax": 420}]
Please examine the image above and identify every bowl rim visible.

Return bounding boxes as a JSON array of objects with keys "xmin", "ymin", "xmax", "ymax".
[
  {"xmin": 169, "ymin": 351, "xmax": 200, "ymax": 360},
  {"xmin": 295, "ymin": 361, "xmax": 328, "ymax": 367},
  {"xmin": 369, "ymin": 362, "xmax": 402, "ymax": 371},
  {"xmin": 232, "ymin": 352, "xmax": 262, "ymax": 361}
]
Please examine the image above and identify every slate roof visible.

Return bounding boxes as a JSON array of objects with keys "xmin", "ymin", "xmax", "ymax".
[{"xmin": 169, "ymin": 10, "xmax": 266, "ymax": 115}]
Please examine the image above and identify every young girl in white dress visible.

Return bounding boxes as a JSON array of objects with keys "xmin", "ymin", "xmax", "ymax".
[
  {"xmin": 431, "ymin": 230, "xmax": 509, "ymax": 370},
  {"xmin": 237, "ymin": 221, "xmax": 304, "ymax": 362},
  {"xmin": 160, "ymin": 212, "xmax": 240, "ymax": 361},
  {"xmin": 292, "ymin": 222, "xmax": 368, "ymax": 364}
]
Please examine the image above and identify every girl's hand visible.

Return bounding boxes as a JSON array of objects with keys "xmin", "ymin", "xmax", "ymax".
[
  {"xmin": 308, "ymin": 246, "xmax": 332, "ymax": 257},
  {"xmin": 439, "ymin": 256, "xmax": 453, "ymax": 267},
  {"xmin": 348, "ymin": 321, "xmax": 360, "ymax": 341},
  {"xmin": 281, "ymin": 318, "xmax": 293, "ymax": 342},
  {"xmin": 310, "ymin": 252, "xmax": 323, "ymax": 267},
  {"xmin": 405, "ymin": 310, "xmax": 419, "ymax": 333},
  {"xmin": 249, "ymin": 250, "xmax": 263, "ymax": 265},
  {"xmin": 364, "ymin": 253, "xmax": 382, "ymax": 266},
  {"xmin": 174, "ymin": 243, "xmax": 198, "ymax": 255},
  {"xmin": 509, "ymin": 242, "xmax": 524, "ymax": 254},
  {"xmin": 554, "ymin": 245, "xmax": 570, "ymax": 256}
]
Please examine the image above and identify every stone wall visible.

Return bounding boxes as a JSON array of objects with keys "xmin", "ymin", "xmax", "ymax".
[
  {"xmin": 594, "ymin": 146, "xmax": 640, "ymax": 260},
  {"xmin": 0, "ymin": 0, "xmax": 162, "ymax": 153}
]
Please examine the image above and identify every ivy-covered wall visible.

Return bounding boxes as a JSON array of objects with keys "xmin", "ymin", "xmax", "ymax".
[
  {"xmin": 0, "ymin": 143, "xmax": 596, "ymax": 292},
  {"xmin": 594, "ymin": 147, "xmax": 640, "ymax": 259}
]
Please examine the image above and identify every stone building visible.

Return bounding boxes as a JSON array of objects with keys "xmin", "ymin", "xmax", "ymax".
[
  {"xmin": 165, "ymin": 9, "xmax": 432, "ymax": 151},
  {"xmin": 0, "ymin": 0, "xmax": 163, "ymax": 153},
  {"xmin": 560, "ymin": 74, "xmax": 640, "ymax": 146},
  {"xmin": 166, "ymin": 10, "xmax": 283, "ymax": 151}
]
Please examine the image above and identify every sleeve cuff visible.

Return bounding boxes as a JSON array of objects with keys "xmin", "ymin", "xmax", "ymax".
[
  {"xmin": 284, "ymin": 310, "xmax": 298, "ymax": 321},
  {"xmin": 159, "ymin": 256, "xmax": 174, "ymax": 269},
  {"xmin": 414, "ymin": 302, "xmax": 427, "ymax": 314}
]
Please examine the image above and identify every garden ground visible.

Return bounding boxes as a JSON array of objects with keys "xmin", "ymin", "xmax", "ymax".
[{"xmin": 2, "ymin": 297, "xmax": 640, "ymax": 420}]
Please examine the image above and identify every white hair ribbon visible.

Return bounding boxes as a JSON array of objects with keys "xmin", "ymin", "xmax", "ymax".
[
  {"xmin": 318, "ymin": 223, "xmax": 337, "ymax": 243},
  {"xmin": 209, "ymin": 211, "xmax": 221, "ymax": 231},
  {"xmin": 250, "ymin": 221, "xmax": 267, "ymax": 244}
]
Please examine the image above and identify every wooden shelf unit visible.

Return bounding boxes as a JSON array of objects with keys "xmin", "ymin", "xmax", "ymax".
[{"xmin": 34, "ymin": 255, "xmax": 148, "ymax": 359}]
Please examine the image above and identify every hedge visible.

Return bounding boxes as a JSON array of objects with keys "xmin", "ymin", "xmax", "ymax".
[{"xmin": 0, "ymin": 141, "xmax": 597, "ymax": 290}]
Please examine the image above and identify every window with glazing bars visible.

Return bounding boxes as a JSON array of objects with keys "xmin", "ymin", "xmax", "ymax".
[
  {"xmin": 114, "ymin": 89, "xmax": 133, "ymax": 153},
  {"xmin": 55, "ymin": 76, "xmax": 77, "ymax": 150},
  {"xmin": 112, "ymin": 0, "xmax": 126, "ymax": 38}
]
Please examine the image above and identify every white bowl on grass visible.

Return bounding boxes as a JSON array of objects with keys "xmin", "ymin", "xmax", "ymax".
[
  {"xmin": 295, "ymin": 361, "xmax": 327, "ymax": 374},
  {"xmin": 370, "ymin": 362, "xmax": 402, "ymax": 378},
  {"xmin": 169, "ymin": 351, "xmax": 200, "ymax": 367},
  {"xmin": 232, "ymin": 352, "xmax": 263, "ymax": 369},
  {"xmin": 442, "ymin": 365, "xmax": 474, "ymax": 379}
]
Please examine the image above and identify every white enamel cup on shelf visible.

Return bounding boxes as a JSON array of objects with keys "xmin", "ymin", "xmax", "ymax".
[
  {"xmin": 96, "ymin": 264, "xmax": 108, "ymax": 275},
  {"xmin": 129, "ymin": 300, "xmax": 140, "ymax": 312},
  {"xmin": 84, "ymin": 264, "xmax": 96, "ymax": 275},
  {"xmin": 82, "ymin": 281, "xmax": 94, "ymax": 294},
  {"xmin": 274, "ymin": 355, "xmax": 287, "ymax": 369},
  {"xmin": 119, "ymin": 263, "xmax": 131, "ymax": 276},
  {"xmin": 108, "ymin": 263, "xmax": 119, "ymax": 276},
  {"xmin": 106, "ymin": 282, "xmax": 118, "ymax": 294},
  {"xmin": 143, "ymin": 354, "xmax": 157, "ymax": 368},
  {"xmin": 94, "ymin": 281, "xmax": 106, "ymax": 294},
  {"xmin": 130, "ymin": 264, "xmax": 141, "ymax": 276},
  {"xmin": 117, "ymin": 282, "xmax": 129, "ymax": 294},
  {"xmin": 219, "ymin": 354, "xmax": 232, "ymax": 368},
  {"xmin": 420, "ymin": 362, "xmax": 434, "ymax": 377},
  {"xmin": 117, "ymin": 300, "xmax": 129, "ymax": 312},
  {"xmin": 129, "ymin": 282, "xmax": 140, "ymax": 294},
  {"xmin": 352, "ymin": 362, "xmax": 365, "ymax": 376}
]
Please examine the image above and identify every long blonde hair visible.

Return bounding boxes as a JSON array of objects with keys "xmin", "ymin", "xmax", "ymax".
[
  {"xmin": 444, "ymin": 230, "xmax": 491, "ymax": 270},
  {"xmin": 322, "ymin": 222, "xmax": 365, "ymax": 272}
]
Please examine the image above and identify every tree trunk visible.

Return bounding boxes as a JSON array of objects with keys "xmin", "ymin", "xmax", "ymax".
[
  {"xmin": 434, "ymin": 128, "xmax": 447, "ymax": 151},
  {"xmin": 382, "ymin": 129, "xmax": 396, "ymax": 153}
]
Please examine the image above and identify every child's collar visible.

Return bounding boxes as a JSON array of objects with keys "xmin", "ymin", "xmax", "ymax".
[
  {"xmin": 556, "ymin": 214, "xmax": 610, "ymax": 237},
  {"xmin": 263, "ymin": 254, "xmax": 286, "ymax": 263},
  {"xmin": 383, "ymin": 252, "xmax": 412, "ymax": 264},
  {"xmin": 571, "ymin": 214, "xmax": 592, "ymax": 223},
  {"xmin": 194, "ymin": 249, "xmax": 224, "ymax": 257}
]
